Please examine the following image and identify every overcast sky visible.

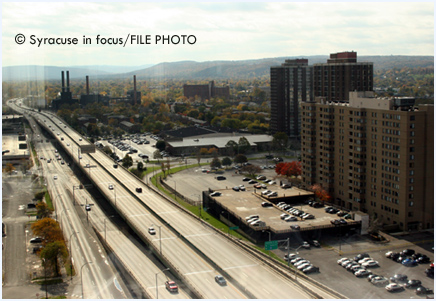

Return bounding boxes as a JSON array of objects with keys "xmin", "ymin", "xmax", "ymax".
[{"xmin": 2, "ymin": 2, "xmax": 434, "ymax": 67}]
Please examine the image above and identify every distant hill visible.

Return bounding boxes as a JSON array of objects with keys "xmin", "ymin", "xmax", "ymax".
[{"xmin": 2, "ymin": 55, "xmax": 433, "ymax": 81}]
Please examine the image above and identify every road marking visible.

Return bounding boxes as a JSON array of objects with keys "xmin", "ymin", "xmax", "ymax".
[
  {"xmin": 183, "ymin": 269, "xmax": 214, "ymax": 276},
  {"xmin": 156, "ymin": 210, "xmax": 179, "ymax": 215},
  {"xmin": 127, "ymin": 213, "xmax": 151, "ymax": 218},
  {"xmin": 185, "ymin": 233, "xmax": 214, "ymax": 238},
  {"xmin": 223, "ymin": 264, "xmax": 258, "ymax": 271}
]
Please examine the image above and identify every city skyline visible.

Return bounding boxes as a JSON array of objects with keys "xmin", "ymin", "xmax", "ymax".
[{"xmin": 2, "ymin": 2, "xmax": 434, "ymax": 68}]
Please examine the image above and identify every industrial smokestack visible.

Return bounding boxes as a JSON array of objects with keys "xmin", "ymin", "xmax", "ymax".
[
  {"xmin": 61, "ymin": 71, "xmax": 65, "ymax": 92},
  {"xmin": 133, "ymin": 75, "xmax": 137, "ymax": 104},
  {"xmin": 86, "ymin": 76, "xmax": 89, "ymax": 95},
  {"xmin": 66, "ymin": 71, "xmax": 70, "ymax": 93}
]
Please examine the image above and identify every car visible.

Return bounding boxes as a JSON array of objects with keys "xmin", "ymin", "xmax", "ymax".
[
  {"xmin": 281, "ymin": 183, "xmax": 292, "ymax": 189},
  {"xmin": 294, "ymin": 259, "xmax": 310, "ymax": 267},
  {"xmin": 30, "ymin": 237, "xmax": 42, "ymax": 244},
  {"xmin": 246, "ymin": 217, "xmax": 259, "ymax": 224},
  {"xmin": 415, "ymin": 286, "xmax": 433, "ymax": 295},
  {"xmin": 372, "ymin": 277, "xmax": 389, "ymax": 286},
  {"xmin": 348, "ymin": 265, "xmax": 362, "ymax": 272},
  {"xmin": 285, "ymin": 216, "xmax": 298, "ymax": 222},
  {"xmin": 301, "ymin": 241, "xmax": 310, "ymax": 249},
  {"xmin": 53, "ymin": 175, "xmax": 58, "ymax": 180},
  {"xmin": 355, "ymin": 269, "xmax": 371, "ymax": 277},
  {"xmin": 401, "ymin": 249, "xmax": 415, "ymax": 256},
  {"xmin": 232, "ymin": 186, "xmax": 240, "ymax": 192},
  {"xmin": 390, "ymin": 274, "xmax": 408, "ymax": 283},
  {"xmin": 242, "ymin": 177, "xmax": 250, "ymax": 181},
  {"xmin": 250, "ymin": 220, "xmax": 263, "ymax": 226},
  {"xmin": 85, "ymin": 204, "xmax": 91, "ymax": 211},
  {"xmin": 248, "ymin": 180, "xmax": 257, "ymax": 184},
  {"xmin": 268, "ymin": 181, "xmax": 276, "ymax": 185},
  {"xmin": 136, "ymin": 187, "xmax": 142, "ymax": 193},
  {"xmin": 338, "ymin": 257, "xmax": 350, "ymax": 264},
  {"xmin": 354, "ymin": 253, "xmax": 370, "ymax": 261},
  {"xmin": 266, "ymin": 191, "xmax": 278, "ymax": 197},
  {"xmin": 313, "ymin": 202, "xmax": 324, "ymax": 208},
  {"xmin": 404, "ymin": 279, "xmax": 422, "ymax": 288},
  {"xmin": 368, "ymin": 274, "xmax": 381, "ymax": 282},
  {"xmin": 256, "ymin": 175, "xmax": 266, "ymax": 180},
  {"xmin": 261, "ymin": 190, "xmax": 272, "ymax": 195},
  {"xmin": 210, "ymin": 191, "xmax": 222, "ymax": 197},
  {"xmin": 425, "ymin": 267, "xmax": 434, "ymax": 277},
  {"xmin": 311, "ymin": 240, "xmax": 320, "ymax": 247},
  {"xmin": 297, "ymin": 263, "xmax": 312, "ymax": 270},
  {"xmin": 108, "ymin": 184, "xmax": 114, "ymax": 190},
  {"xmin": 245, "ymin": 215, "xmax": 259, "ymax": 221},
  {"xmin": 215, "ymin": 275, "xmax": 226, "ymax": 285},
  {"xmin": 79, "ymin": 138, "xmax": 82, "ymax": 141},
  {"xmin": 385, "ymin": 251, "xmax": 394, "ymax": 258},
  {"xmin": 148, "ymin": 227, "xmax": 156, "ymax": 235},
  {"xmin": 290, "ymin": 225, "xmax": 300, "ymax": 230},
  {"xmin": 402, "ymin": 258, "xmax": 418, "ymax": 267},
  {"xmin": 362, "ymin": 260, "xmax": 379, "ymax": 267},
  {"xmin": 61, "ymin": 161, "xmax": 65, "ymax": 165},
  {"xmin": 385, "ymin": 283, "xmax": 405, "ymax": 292},
  {"xmin": 216, "ymin": 176, "xmax": 226, "ymax": 181},
  {"xmin": 303, "ymin": 266, "xmax": 319, "ymax": 274},
  {"xmin": 239, "ymin": 185, "xmax": 246, "ymax": 191},
  {"xmin": 290, "ymin": 257, "xmax": 303, "ymax": 264},
  {"xmin": 284, "ymin": 253, "xmax": 299, "ymax": 261},
  {"xmin": 417, "ymin": 255, "xmax": 431, "ymax": 264},
  {"xmin": 165, "ymin": 280, "xmax": 178, "ymax": 292},
  {"xmin": 280, "ymin": 213, "xmax": 290, "ymax": 220},
  {"xmin": 261, "ymin": 202, "xmax": 273, "ymax": 207},
  {"xmin": 113, "ymin": 164, "xmax": 118, "ymax": 168},
  {"xmin": 358, "ymin": 257, "xmax": 373, "ymax": 264},
  {"xmin": 303, "ymin": 214, "xmax": 315, "ymax": 220}
]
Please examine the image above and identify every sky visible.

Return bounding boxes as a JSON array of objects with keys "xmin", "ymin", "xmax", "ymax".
[{"xmin": 2, "ymin": 1, "xmax": 434, "ymax": 67}]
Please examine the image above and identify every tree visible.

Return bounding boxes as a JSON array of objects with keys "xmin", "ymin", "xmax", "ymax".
[
  {"xmin": 238, "ymin": 137, "xmax": 250, "ymax": 154},
  {"xmin": 122, "ymin": 154, "xmax": 133, "ymax": 168},
  {"xmin": 275, "ymin": 161, "xmax": 302, "ymax": 177},
  {"xmin": 156, "ymin": 140, "xmax": 166, "ymax": 152},
  {"xmin": 4, "ymin": 163, "xmax": 15, "ymax": 174},
  {"xmin": 225, "ymin": 140, "xmax": 238, "ymax": 157},
  {"xmin": 166, "ymin": 158, "xmax": 171, "ymax": 174},
  {"xmin": 40, "ymin": 241, "xmax": 68, "ymax": 276},
  {"xmin": 241, "ymin": 164, "xmax": 261, "ymax": 177},
  {"xmin": 31, "ymin": 218, "xmax": 63, "ymax": 245},
  {"xmin": 153, "ymin": 150, "xmax": 162, "ymax": 160},
  {"xmin": 210, "ymin": 158, "xmax": 221, "ymax": 169},
  {"xmin": 234, "ymin": 154, "xmax": 248, "ymax": 164},
  {"xmin": 311, "ymin": 184, "xmax": 331, "ymax": 205},
  {"xmin": 137, "ymin": 161, "xmax": 144, "ymax": 171},
  {"xmin": 221, "ymin": 157, "xmax": 232, "ymax": 168},
  {"xmin": 103, "ymin": 145, "xmax": 113, "ymax": 155},
  {"xmin": 272, "ymin": 132, "xmax": 288, "ymax": 153},
  {"xmin": 36, "ymin": 202, "xmax": 53, "ymax": 219}
]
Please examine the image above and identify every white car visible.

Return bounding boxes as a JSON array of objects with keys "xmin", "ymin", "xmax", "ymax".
[
  {"xmin": 267, "ymin": 191, "xmax": 278, "ymax": 197},
  {"xmin": 210, "ymin": 191, "xmax": 222, "ymax": 197},
  {"xmin": 337, "ymin": 258, "xmax": 349, "ymax": 264},
  {"xmin": 261, "ymin": 190, "xmax": 272, "ymax": 195},
  {"xmin": 245, "ymin": 215, "xmax": 259, "ymax": 221},
  {"xmin": 250, "ymin": 220, "xmax": 263, "ymax": 226},
  {"xmin": 148, "ymin": 227, "xmax": 156, "ymax": 235},
  {"xmin": 358, "ymin": 257, "xmax": 373, "ymax": 264},
  {"xmin": 53, "ymin": 175, "xmax": 58, "ymax": 180},
  {"xmin": 108, "ymin": 184, "xmax": 114, "ymax": 190},
  {"xmin": 362, "ymin": 260, "xmax": 379, "ymax": 267}
]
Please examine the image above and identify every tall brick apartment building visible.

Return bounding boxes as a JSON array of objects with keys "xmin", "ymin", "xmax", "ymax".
[
  {"xmin": 183, "ymin": 81, "xmax": 229, "ymax": 100},
  {"xmin": 301, "ymin": 91, "xmax": 434, "ymax": 231}
]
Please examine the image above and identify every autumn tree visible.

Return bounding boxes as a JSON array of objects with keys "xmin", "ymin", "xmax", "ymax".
[
  {"xmin": 31, "ymin": 218, "xmax": 63, "ymax": 245},
  {"xmin": 311, "ymin": 184, "xmax": 331, "ymax": 205},
  {"xmin": 225, "ymin": 140, "xmax": 238, "ymax": 157},
  {"xmin": 4, "ymin": 163, "xmax": 15, "ymax": 174},
  {"xmin": 275, "ymin": 161, "xmax": 302, "ymax": 177}
]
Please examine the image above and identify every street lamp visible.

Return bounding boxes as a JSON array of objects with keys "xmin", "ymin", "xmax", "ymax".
[
  {"xmin": 81, "ymin": 261, "xmax": 92, "ymax": 299},
  {"xmin": 69, "ymin": 232, "xmax": 79, "ymax": 281},
  {"xmin": 104, "ymin": 215, "xmax": 116, "ymax": 242},
  {"xmin": 155, "ymin": 268, "xmax": 170, "ymax": 299}
]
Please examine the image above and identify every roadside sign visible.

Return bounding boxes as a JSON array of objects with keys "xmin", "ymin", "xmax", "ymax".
[{"xmin": 265, "ymin": 240, "xmax": 278, "ymax": 251}]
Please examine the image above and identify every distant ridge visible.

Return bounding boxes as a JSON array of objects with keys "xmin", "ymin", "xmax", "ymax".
[{"xmin": 2, "ymin": 55, "xmax": 433, "ymax": 81}]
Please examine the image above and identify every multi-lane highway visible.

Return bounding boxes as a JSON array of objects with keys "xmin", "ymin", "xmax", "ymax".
[{"xmin": 9, "ymin": 99, "xmax": 341, "ymax": 299}]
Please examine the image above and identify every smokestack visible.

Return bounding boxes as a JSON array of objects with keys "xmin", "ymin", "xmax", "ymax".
[
  {"xmin": 86, "ymin": 76, "xmax": 89, "ymax": 95},
  {"xmin": 61, "ymin": 71, "xmax": 65, "ymax": 92},
  {"xmin": 133, "ymin": 75, "xmax": 137, "ymax": 104},
  {"xmin": 66, "ymin": 71, "xmax": 70, "ymax": 93}
]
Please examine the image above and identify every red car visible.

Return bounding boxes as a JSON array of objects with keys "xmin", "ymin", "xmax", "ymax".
[{"xmin": 165, "ymin": 280, "xmax": 178, "ymax": 292}]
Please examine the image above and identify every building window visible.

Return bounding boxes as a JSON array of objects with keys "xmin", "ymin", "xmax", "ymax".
[
  {"xmin": 408, "ymin": 212, "xmax": 413, "ymax": 217},
  {"xmin": 410, "ymin": 115, "xmax": 415, "ymax": 121},
  {"xmin": 409, "ymin": 195, "xmax": 414, "ymax": 200},
  {"xmin": 410, "ymin": 123, "xmax": 415, "ymax": 129}
]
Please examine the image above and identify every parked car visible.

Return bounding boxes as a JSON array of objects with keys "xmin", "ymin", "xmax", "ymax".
[
  {"xmin": 30, "ymin": 237, "xmax": 42, "ymax": 244},
  {"xmin": 261, "ymin": 202, "xmax": 273, "ymax": 207},
  {"xmin": 85, "ymin": 204, "xmax": 91, "ymax": 211},
  {"xmin": 245, "ymin": 215, "xmax": 259, "ymax": 221},
  {"xmin": 148, "ymin": 227, "xmax": 156, "ymax": 235},
  {"xmin": 210, "ymin": 191, "xmax": 222, "ymax": 197},
  {"xmin": 301, "ymin": 241, "xmax": 310, "ymax": 249},
  {"xmin": 303, "ymin": 265, "xmax": 319, "ymax": 274},
  {"xmin": 248, "ymin": 180, "xmax": 257, "ymax": 184},
  {"xmin": 266, "ymin": 191, "xmax": 278, "ymax": 197},
  {"xmin": 371, "ymin": 277, "xmax": 389, "ymax": 286},
  {"xmin": 261, "ymin": 190, "xmax": 272, "ymax": 195},
  {"xmin": 362, "ymin": 260, "xmax": 379, "ymax": 268},
  {"xmin": 215, "ymin": 275, "xmax": 227, "ymax": 285},
  {"xmin": 239, "ymin": 185, "xmax": 246, "ymax": 191},
  {"xmin": 242, "ymin": 177, "xmax": 250, "ymax": 181},
  {"xmin": 354, "ymin": 253, "xmax": 370, "ymax": 261},
  {"xmin": 165, "ymin": 280, "xmax": 178, "ymax": 292},
  {"xmin": 355, "ymin": 269, "xmax": 371, "ymax": 277},
  {"xmin": 136, "ymin": 187, "xmax": 142, "ymax": 193},
  {"xmin": 216, "ymin": 176, "xmax": 226, "ymax": 180},
  {"xmin": 402, "ymin": 258, "xmax": 418, "ymax": 267},
  {"xmin": 385, "ymin": 283, "xmax": 405, "ymax": 292},
  {"xmin": 390, "ymin": 274, "xmax": 408, "ymax": 283},
  {"xmin": 401, "ymin": 249, "xmax": 415, "ymax": 256},
  {"xmin": 290, "ymin": 225, "xmax": 300, "ymax": 230},
  {"xmin": 415, "ymin": 286, "xmax": 433, "ymax": 295},
  {"xmin": 285, "ymin": 216, "xmax": 298, "ymax": 222},
  {"xmin": 404, "ymin": 279, "xmax": 422, "ymax": 288},
  {"xmin": 108, "ymin": 184, "xmax": 114, "ymax": 190}
]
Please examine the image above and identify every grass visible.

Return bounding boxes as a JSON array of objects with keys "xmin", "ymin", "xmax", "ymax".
[{"xmin": 45, "ymin": 190, "xmax": 53, "ymax": 210}]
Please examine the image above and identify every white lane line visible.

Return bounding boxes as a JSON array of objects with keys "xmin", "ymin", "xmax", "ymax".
[
  {"xmin": 155, "ymin": 210, "xmax": 179, "ymax": 215},
  {"xmin": 222, "ymin": 264, "xmax": 259, "ymax": 271},
  {"xmin": 183, "ymin": 269, "xmax": 214, "ymax": 276},
  {"xmin": 127, "ymin": 213, "xmax": 151, "ymax": 218}
]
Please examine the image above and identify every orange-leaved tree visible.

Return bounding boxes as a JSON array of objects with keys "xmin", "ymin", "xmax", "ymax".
[
  {"xmin": 31, "ymin": 217, "xmax": 63, "ymax": 246},
  {"xmin": 310, "ymin": 184, "xmax": 331, "ymax": 204}
]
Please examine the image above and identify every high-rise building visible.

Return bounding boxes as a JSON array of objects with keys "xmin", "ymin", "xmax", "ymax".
[
  {"xmin": 270, "ymin": 59, "xmax": 313, "ymax": 137},
  {"xmin": 301, "ymin": 91, "xmax": 434, "ymax": 231},
  {"xmin": 313, "ymin": 51, "xmax": 373, "ymax": 102}
]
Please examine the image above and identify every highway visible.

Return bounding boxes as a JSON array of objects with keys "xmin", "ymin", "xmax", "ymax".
[{"xmin": 10, "ymin": 99, "xmax": 341, "ymax": 299}]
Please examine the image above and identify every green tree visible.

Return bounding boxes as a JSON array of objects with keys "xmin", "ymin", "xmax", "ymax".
[
  {"xmin": 156, "ymin": 140, "xmax": 166, "ymax": 152},
  {"xmin": 221, "ymin": 157, "xmax": 232, "ymax": 168},
  {"xmin": 234, "ymin": 154, "xmax": 248, "ymax": 164},
  {"xmin": 210, "ymin": 158, "xmax": 222, "ymax": 169},
  {"xmin": 273, "ymin": 132, "xmax": 289, "ymax": 153},
  {"xmin": 225, "ymin": 140, "xmax": 238, "ymax": 157},
  {"xmin": 153, "ymin": 150, "xmax": 162, "ymax": 159},
  {"xmin": 102, "ymin": 145, "xmax": 113, "ymax": 155},
  {"xmin": 122, "ymin": 154, "xmax": 133, "ymax": 168},
  {"xmin": 137, "ymin": 161, "xmax": 144, "ymax": 171},
  {"xmin": 238, "ymin": 137, "xmax": 250, "ymax": 154},
  {"xmin": 36, "ymin": 202, "xmax": 53, "ymax": 219},
  {"xmin": 40, "ymin": 241, "xmax": 68, "ymax": 276},
  {"xmin": 241, "ymin": 164, "xmax": 261, "ymax": 177}
]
